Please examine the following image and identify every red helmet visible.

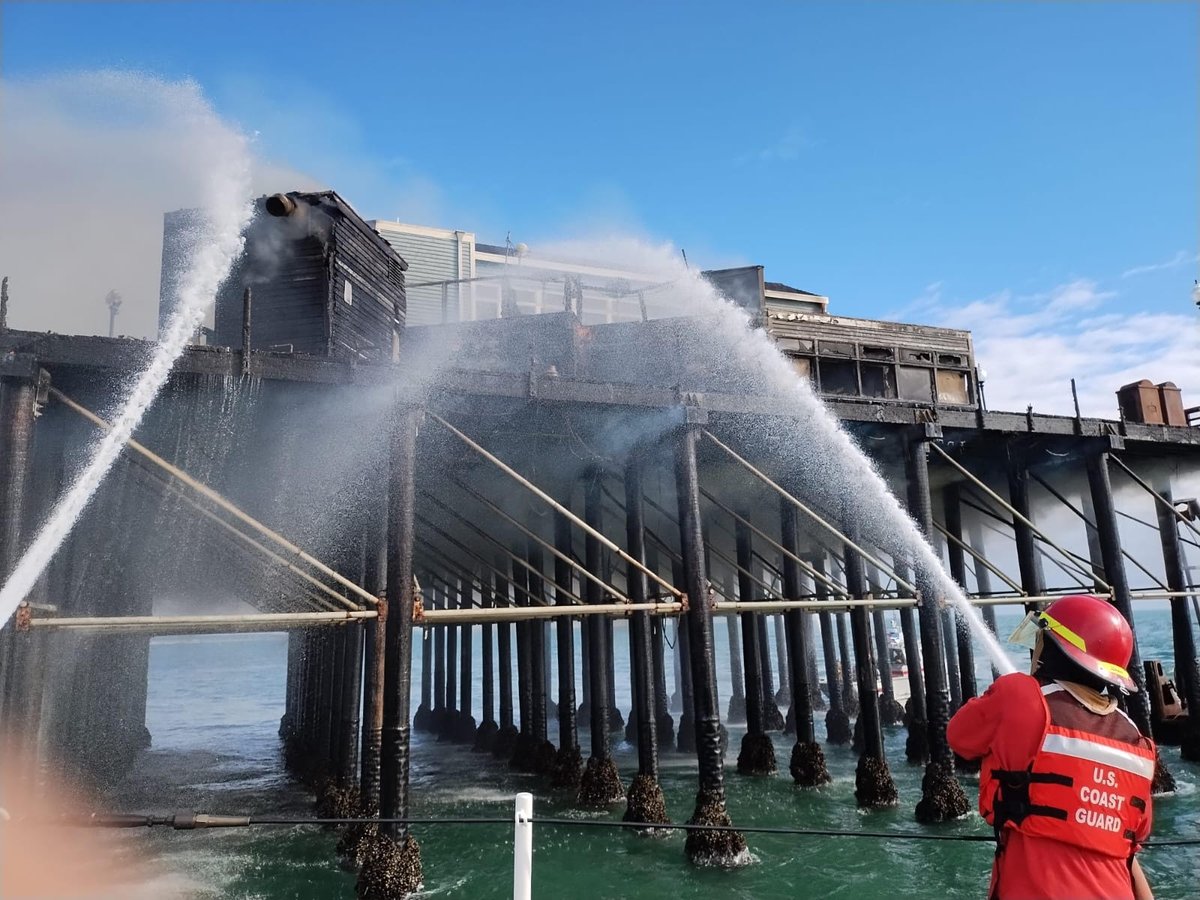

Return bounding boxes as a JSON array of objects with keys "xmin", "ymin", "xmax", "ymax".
[{"xmin": 1038, "ymin": 594, "xmax": 1137, "ymax": 693}]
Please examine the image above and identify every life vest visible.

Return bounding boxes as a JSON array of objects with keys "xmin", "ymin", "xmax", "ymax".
[{"xmin": 979, "ymin": 684, "xmax": 1155, "ymax": 859}]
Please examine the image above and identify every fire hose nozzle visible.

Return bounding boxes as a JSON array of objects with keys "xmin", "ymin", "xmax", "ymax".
[{"xmin": 171, "ymin": 811, "xmax": 251, "ymax": 829}]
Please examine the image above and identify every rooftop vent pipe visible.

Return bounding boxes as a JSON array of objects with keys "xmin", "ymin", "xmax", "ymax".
[{"xmin": 265, "ymin": 193, "xmax": 297, "ymax": 217}]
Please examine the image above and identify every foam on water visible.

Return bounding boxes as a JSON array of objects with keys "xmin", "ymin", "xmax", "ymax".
[{"xmin": 0, "ymin": 73, "xmax": 253, "ymax": 628}]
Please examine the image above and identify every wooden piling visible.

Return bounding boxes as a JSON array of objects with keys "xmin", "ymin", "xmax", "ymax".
[
  {"xmin": 724, "ymin": 613, "xmax": 747, "ymax": 724},
  {"xmin": 1007, "ymin": 457, "xmax": 1047, "ymax": 611},
  {"xmin": 455, "ymin": 577, "xmax": 476, "ymax": 742},
  {"xmin": 1153, "ymin": 483, "xmax": 1200, "ymax": 760},
  {"xmin": 835, "ymin": 612, "xmax": 858, "ymax": 717},
  {"xmin": 812, "ymin": 556, "xmax": 852, "ymax": 745},
  {"xmin": 509, "ymin": 558, "xmax": 537, "ymax": 769},
  {"xmin": 493, "ymin": 567, "xmax": 518, "ymax": 759},
  {"xmin": 905, "ymin": 434, "xmax": 969, "ymax": 823},
  {"xmin": 672, "ymin": 560, "xmax": 697, "ymax": 753},
  {"xmin": 622, "ymin": 455, "xmax": 669, "ymax": 827},
  {"xmin": 319, "ymin": 622, "xmax": 362, "ymax": 821},
  {"xmin": 735, "ymin": 519, "xmax": 775, "ymax": 775},
  {"xmin": 360, "ymin": 600, "xmax": 386, "ymax": 812},
  {"xmin": 754, "ymin": 612, "xmax": 785, "ymax": 730},
  {"xmin": 863, "ymin": 564, "xmax": 902, "ymax": 726},
  {"xmin": 359, "ymin": 406, "xmax": 422, "ymax": 897},
  {"xmin": 524, "ymin": 542, "xmax": 555, "ymax": 771},
  {"xmin": 674, "ymin": 421, "xmax": 746, "ymax": 865},
  {"xmin": 773, "ymin": 615, "xmax": 789, "ymax": 706},
  {"xmin": 894, "ymin": 559, "xmax": 929, "ymax": 764},
  {"xmin": 432, "ymin": 585, "xmax": 447, "ymax": 735},
  {"xmin": 781, "ymin": 501, "xmax": 829, "ymax": 785},
  {"xmin": 414, "ymin": 613, "xmax": 433, "ymax": 732},
  {"xmin": 550, "ymin": 511, "xmax": 582, "ymax": 787},
  {"xmin": 578, "ymin": 472, "xmax": 624, "ymax": 807},
  {"xmin": 1087, "ymin": 449, "xmax": 1173, "ymax": 792},
  {"xmin": 0, "ymin": 374, "xmax": 37, "ymax": 722},
  {"xmin": 844, "ymin": 540, "xmax": 897, "ymax": 809},
  {"xmin": 942, "ymin": 485, "xmax": 978, "ymax": 705},
  {"xmin": 443, "ymin": 583, "xmax": 458, "ymax": 739}
]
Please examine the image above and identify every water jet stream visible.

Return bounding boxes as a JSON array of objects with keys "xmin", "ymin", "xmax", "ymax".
[
  {"xmin": 672, "ymin": 268, "xmax": 1016, "ymax": 677},
  {"xmin": 0, "ymin": 84, "xmax": 252, "ymax": 628}
]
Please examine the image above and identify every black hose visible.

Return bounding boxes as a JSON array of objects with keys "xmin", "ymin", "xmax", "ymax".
[{"xmin": 23, "ymin": 812, "xmax": 1197, "ymax": 846}]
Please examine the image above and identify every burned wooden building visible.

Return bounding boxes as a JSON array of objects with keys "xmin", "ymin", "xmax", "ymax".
[{"xmin": 164, "ymin": 190, "xmax": 407, "ymax": 360}]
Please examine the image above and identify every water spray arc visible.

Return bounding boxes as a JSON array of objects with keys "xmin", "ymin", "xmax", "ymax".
[{"xmin": 0, "ymin": 132, "xmax": 253, "ymax": 628}]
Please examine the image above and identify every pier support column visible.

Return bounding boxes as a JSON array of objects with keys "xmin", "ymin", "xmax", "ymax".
[
  {"xmin": 359, "ymin": 407, "xmax": 422, "ymax": 899},
  {"xmin": 782, "ymin": 501, "xmax": 830, "ymax": 786},
  {"xmin": 509, "ymin": 559, "xmax": 537, "ymax": 771},
  {"xmin": 943, "ymin": 485, "xmax": 978, "ymax": 708},
  {"xmin": 735, "ymin": 520, "xmax": 775, "ymax": 775},
  {"xmin": 341, "ymin": 573, "xmax": 386, "ymax": 870},
  {"xmin": 893, "ymin": 560, "xmax": 929, "ymax": 764},
  {"xmin": 0, "ymin": 373, "xmax": 37, "ymax": 735},
  {"xmin": 550, "ymin": 511, "xmax": 583, "ymax": 788},
  {"xmin": 455, "ymin": 576, "xmax": 477, "ymax": 743},
  {"xmin": 906, "ymin": 434, "xmax": 969, "ymax": 823},
  {"xmin": 674, "ymin": 420, "xmax": 746, "ymax": 866},
  {"xmin": 413, "ymin": 610, "xmax": 433, "ymax": 733},
  {"xmin": 493, "ymin": 568, "xmax": 519, "ymax": 759},
  {"xmin": 845, "ymin": 542, "xmax": 897, "ymax": 809},
  {"xmin": 1087, "ymin": 448, "xmax": 1174, "ymax": 792},
  {"xmin": 813, "ymin": 556, "xmax": 852, "ymax": 745},
  {"xmin": 356, "ymin": 507, "xmax": 386, "ymax": 822},
  {"xmin": 473, "ymin": 569, "xmax": 498, "ymax": 751},
  {"xmin": 1153, "ymin": 484, "xmax": 1200, "ymax": 761},
  {"xmin": 724, "ymin": 613, "xmax": 747, "ymax": 724},
  {"xmin": 605, "ymin": 616, "xmax": 623, "ymax": 733},
  {"xmin": 965, "ymin": 516, "xmax": 1000, "ymax": 680},
  {"xmin": 650, "ymin": 616, "xmax": 674, "ymax": 748},
  {"xmin": 442, "ymin": 583, "xmax": 458, "ymax": 741},
  {"xmin": 773, "ymin": 616, "xmax": 790, "ymax": 707},
  {"xmin": 757, "ymin": 614, "xmax": 786, "ymax": 731},
  {"xmin": 578, "ymin": 472, "xmax": 624, "ymax": 808},
  {"xmin": 673, "ymin": 560, "xmax": 697, "ymax": 753},
  {"xmin": 524, "ymin": 542, "xmax": 555, "ymax": 772},
  {"xmin": 866, "ymin": 567, "xmax": 903, "ymax": 727},
  {"xmin": 431, "ymin": 586, "xmax": 446, "ymax": 737},
  {"xmin": 1008, "ymin": 455, "xmax": 1047, "ymax": 610},
  {"xmin": 333, "ymin": 620, "xmax": 363, "ymax": 800},
  {"xmin": 835, "ymin": 612, "xmax": 858, "ymax": 718},
  {"xmin": 622, "ymin": 455, "xmax": 669, "ymax": 828}
]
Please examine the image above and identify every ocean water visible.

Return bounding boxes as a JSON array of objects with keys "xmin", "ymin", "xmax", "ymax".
[{"xmin": 106, "ymin": 608, "xmax": 1200, "ymax": 899}]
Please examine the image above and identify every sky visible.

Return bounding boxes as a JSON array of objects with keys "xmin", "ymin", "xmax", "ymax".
[{"xmin": 0, "ymin": 0, "xmax": 1197, "ymax": 416}]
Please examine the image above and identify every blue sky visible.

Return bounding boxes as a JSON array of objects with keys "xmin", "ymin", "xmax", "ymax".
[{"xmin": 2, "ymin": 1, "xmax": 1197, "ymax": 413}]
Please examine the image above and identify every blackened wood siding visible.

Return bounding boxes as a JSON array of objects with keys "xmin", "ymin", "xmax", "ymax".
[{"xmin": 212, "ymin": 192, "xmax": 406, "ymax": 361}]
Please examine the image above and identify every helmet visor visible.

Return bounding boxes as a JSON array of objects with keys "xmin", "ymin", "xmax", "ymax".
[{"xmin": 1007, "ymin": 611, "xmax": 1043, "ymax": 650}]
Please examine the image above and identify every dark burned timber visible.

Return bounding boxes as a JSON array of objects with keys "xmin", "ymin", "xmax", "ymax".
[{"xmin": 3, "ymin": 313, "xmax": 1200, "ymax": 899}]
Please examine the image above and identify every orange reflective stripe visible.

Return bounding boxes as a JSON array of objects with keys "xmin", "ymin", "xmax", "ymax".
[{"xmin": 1096, "ymin": 659, "xmax": 1131, "ymax": 680}]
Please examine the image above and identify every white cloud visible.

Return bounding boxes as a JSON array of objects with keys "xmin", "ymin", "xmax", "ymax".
[
  {"xmin": 916, "ymin": 278, "xmax": 1200, "ymax": 418},
  {"xmin": 737, "ymin": 125, "xmax": 810, "ymax": 165},
  {"xmin": 1121, "ymin": 250, "xmax": 1199, "ymax": 279}
]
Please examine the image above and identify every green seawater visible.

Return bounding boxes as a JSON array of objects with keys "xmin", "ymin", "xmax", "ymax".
[{"xmin": 107, "ymin": 609, "xmax": 1200, "ymax": 899}]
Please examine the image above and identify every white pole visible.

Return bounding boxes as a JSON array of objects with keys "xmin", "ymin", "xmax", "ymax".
[{"xmin": 513, "ymin": 792, "xmax": 533, "ymax": 900}]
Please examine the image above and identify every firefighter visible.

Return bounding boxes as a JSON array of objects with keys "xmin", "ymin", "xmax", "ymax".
[{"xmin": 948, "ymin": 594, "xmax": 1155, "ymax": 900}]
